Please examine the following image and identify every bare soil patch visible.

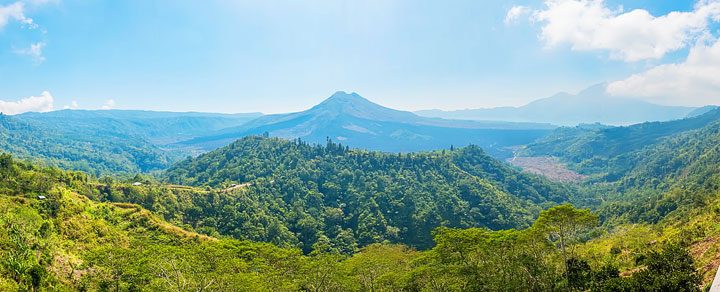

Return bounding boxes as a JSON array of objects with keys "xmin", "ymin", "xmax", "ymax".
[{"xmin": 508, "ymin": 156, "xmax": 587, "ymax": 183}]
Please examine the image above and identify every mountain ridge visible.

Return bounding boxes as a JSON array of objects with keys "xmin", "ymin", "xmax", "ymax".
[
  {"xmin": 176, "ymin": 91, "xmax": 555, "ymax": 157},
  {"xmin": 416, "ymin": 84, "xmax": 698, "ymax": 126}
]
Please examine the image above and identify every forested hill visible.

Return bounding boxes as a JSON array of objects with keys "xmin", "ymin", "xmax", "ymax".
[
  {"xmin": 164, "ymin": 136, "xmax": 573, "ymax": 249},
  {"xmin": 518, "ymin": 107, "xmax": 720, "ymax": 226},
  {"xmin": 2, "ymin": 153, "xmax": 706, "ymax": 290},
  {"xmin": 522, "ymin": 107, "xmax": 720, "ymax": 178},
  {"xmin": 598, "ymin": 120, "xmax": 720, "ymax": 224},
  {"xmin": 18, "ymin": 109, "xmax": 261, "ymax": 144},
  {"xmin": 0, "ymin": 113, "xmax": 173, "ymax": 174}
]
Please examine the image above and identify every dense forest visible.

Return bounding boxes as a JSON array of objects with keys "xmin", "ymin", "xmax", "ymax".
[
  {"xmin": 521, "ymin": 108, "xmax": 720, "ymax": 227},
  {"xmin": 522, "ymin": 108, "xmax": 720, "ymax": 180},
  {"xmin": 0, "ymin": 154, "xmax": 706, "ymax": 290},
  {"xmin": 161, "ymin": 136, "xmax": 573, "ymax": 251},
  {"xmin": 593, "ymin": 120, "xmax": 720, "ymax": 226}
]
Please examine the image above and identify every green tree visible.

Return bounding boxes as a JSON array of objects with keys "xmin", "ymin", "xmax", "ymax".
[
  {"xmin": 342, "ymin": 244, "xmax": 417, "ymax": 292},
  {"xmin": 533, "ymin": 204, "xmax": 598, "ymax": 288},
  {"xmin": 628, "ymin": 244, "xmax": 701, "ymax": 291}
]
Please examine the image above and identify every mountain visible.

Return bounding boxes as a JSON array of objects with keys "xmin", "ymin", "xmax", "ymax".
[
  {"xmin": 0, "ymin": 113, "xmax": 174, "ymax": 174},
  {"xmin": 176, "ymin": 91, "xmax": 555, "ymax": 158},
  {"xmin": 416, "ymin": 84, "xmax": 697, "ymax": 126},
  {"xmin": 164, "ymin": 136, "xmax": 573, "ymax": 250},
  {"xmin": 598, "ymin": 119, "xmax": 720, "ymax": 221},
  {"xmin": 0, "ymin": 110, "xmax": 261, "ymax": 174},
  {"xmin": 521, "ymin": 107, "xmax": 720, "ymax": 179},
  {"xmin": 687, "ymin": 105, "xmax": 720, "ymax": 118},
  {"xmin": 19, "ymin": 109, "xmax": 262, "ymax": 144},
  {"xmin": 518, "ymin": 106, "xmax": 720, "ymax": 227}
]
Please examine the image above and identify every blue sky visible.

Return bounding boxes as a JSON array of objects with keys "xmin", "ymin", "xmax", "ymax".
[{"xmin": 0, "ymin": 0, "xmax": 718, "ymax": 114}]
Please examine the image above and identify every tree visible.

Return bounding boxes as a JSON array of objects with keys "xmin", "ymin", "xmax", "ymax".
[
  {"xmin": 342, "ymin": 244, "xmax": 417, "ymax": 291},
  {"xmin": 533, "ymin": 204, "xmax": 598, "ymax": 288},
  {"xmin": 628, "ymin": 244, "xmax": 701, "ymax": 291}
]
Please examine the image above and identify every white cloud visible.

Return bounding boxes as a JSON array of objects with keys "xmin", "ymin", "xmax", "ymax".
[
  {"xmin": 0, "ymin": 1, "xmax": 38, "ymax": 29},
  {"xmin": 1, "ymin": 1, "xmax": 53, "ymax": 63},
  {"xmin": 607, "ymin": 39, "xmax": 720, "ymax": 106},
  {"xmin": 530, "ymin": 0, "xmax": 720, "ymax": 62},
  {"xmin": 101, "ymin": 99, "xmax": 116, "ymax": 110},
  {"xmin": 14, "ymin": 42, "xmax": 46, "ymax": 64},
  {"xmin": 505, "ymin": 5, "xmax": 530, "ymax": 25},
  {"xmin": 63, "ymin": 100, "xmax": 78, "ymax": 110},
  {"xmin": 0, "ymin": 91, "xmax": 54, "ymax": 115}
]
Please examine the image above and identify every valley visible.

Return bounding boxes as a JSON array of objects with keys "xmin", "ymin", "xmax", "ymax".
[
  {"xmin": 2, "ymin": 102, "xmax": 720, "ymax": 290},
  {"xmin": 6, "ymin": 1, "xmax": 720, "ymax": 290},
  {"xmin": 508, "ymin": 156, "xmax": 587, "ymax": 183}
]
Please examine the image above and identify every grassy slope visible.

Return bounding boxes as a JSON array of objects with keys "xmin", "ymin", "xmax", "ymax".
[{"xmin": 0, "ymin": 155, "xmax": 311, "ymax": 291}]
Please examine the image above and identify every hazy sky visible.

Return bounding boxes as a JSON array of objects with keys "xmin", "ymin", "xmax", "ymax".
[{"xmin": 0, "ymin": 0, "xmax": 718, "ymax": 114}]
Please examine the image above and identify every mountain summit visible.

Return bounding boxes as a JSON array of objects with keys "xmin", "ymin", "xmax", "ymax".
[
  {"xmin": 319, "ymin": 91, "xmax": 367, "ymax": 105},
  {"xmin": 307, "ymin": 91, "xmax": 418, "ymax": 122},
  {"xmin": 177, "ymin": 92, "xmax": 554, "ymax": 156}
]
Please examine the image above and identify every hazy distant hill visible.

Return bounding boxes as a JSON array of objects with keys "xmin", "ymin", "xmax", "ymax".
[
  {"xmin": 177, "ymin": 92, "xmax": 555, "ymax": 157},
  {"xmin": 0, "ymin": 113, "xmax": 172, "ymax": 174},
  {"xmin": 0, "ymin": 110, "xmax": 261, "ymax": 174},
  {"xmin": 416, "ymin": 84, "xmax": 697, "ymax": 126},
  {"xmin": 19, "ymin": 110, "xmax": 262, "ymax": 144},
  {"xmin": 687, "ymin": 105, "xmax": 719, "ymax": 118}
]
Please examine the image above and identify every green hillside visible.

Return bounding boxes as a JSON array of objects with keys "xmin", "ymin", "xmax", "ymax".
[
  {"xmin": 163, "ymin": 136, "xmax": 573, "ymax": 250},
  {"xmin": 1, "ymin": 153, "xmax": 705, "ymax": 290},
  {"xmin": 3, "ymin": 105, "xmax": 720, "ymax": 291},
  {"xmin": 593, "ymin": 121, "xmax": 720, "ymax": 225},
  {"xmin": 522, "ymin": 108, "xmax": 720, "ymax": 180},
  {"xmin": 0, "ymin": 114, "xmax": 174, "ymax": 175},
  {"xmin": 0, "ymin": 153, "xmax": 308, "ymax": 291},
  {"xmin": 0, "ymin": 110, "xmax": 261, "ymax": 175},
  {"xmin": 19, "ymin": 109, "xmax": 261, "ymax": 144}
]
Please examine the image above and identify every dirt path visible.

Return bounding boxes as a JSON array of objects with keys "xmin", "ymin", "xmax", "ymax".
[{"xmin": 221, "ymin": 182, "xmax": 252, "ymax": 193}]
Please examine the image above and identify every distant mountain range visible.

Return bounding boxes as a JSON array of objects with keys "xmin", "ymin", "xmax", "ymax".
[
  {"xmin": 6, "ymin": 88, "xmax": 713, "ymax": 174},
  {"xmin": 176, "ymin": 91, "xmax": 555, "ymax": 157},
  {"xmin": 415, "ymin": 84, "xmax": 700, "ymax": 126},
  {"xmin": 19, "ymin": 109, "xmax": 262, "ymax": 144},
  {"xmin": 0, "ymin": 110, "xmax": 261, "ymax": 174}
]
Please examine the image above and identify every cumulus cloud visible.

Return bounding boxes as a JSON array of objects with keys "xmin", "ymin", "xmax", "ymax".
[
  {"xmin": 607, "ymin": 39, "xmax": 720, "ymax": 106},
  {"xmin": 505, "ymin": 5, "xmax": 530, "ymax": 25},
  {"xmin": 14, "ymin": 42, "xmax": 46, "ymax": 64},
  {"xmin": 528, "ymin": 0, "xmax": 720, "ymax": 62},
  {"xmin": 0, "ymin": 91, "xmax": 54, "ymax": 115},
  {"xmin": 101, "ymin": 99, "xmax": 116, "ymax": 110}
]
